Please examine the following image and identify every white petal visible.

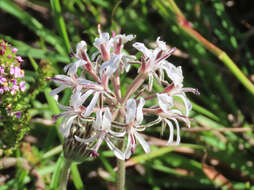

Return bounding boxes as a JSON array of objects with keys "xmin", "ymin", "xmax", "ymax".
[
  {"xmin": 93, "ymin": 110, "xmax": 103, "ymax": 129},
  {"xmin": 102, "ymin": 108, "xmax": 112, "ymax": 130},
  {"xmin": 135, "ymin": 132, "xmax": 150, "ymax": 153},
  {"xmin": 70, "ymin": 90, "xmax": 81, "ymax": 108},
  {"xmin": 157, "ymin": 93, "xmax": 174, "ymax": 113},
  {"xmin": 133, "ymin": 42, "xmax": 151, "ymax": 57},
  {"xmin": 105, "ymin": 136, "xmax": 125, "ymax": 160},
  {"xmin": 80, "ymin": 89, "xmax": 94, "ymax": 105},
  {"xmin": 114, "ymin": 34, "xmax": 135, "ymax": 44},
  {"xmin": 136, "ymin": 98, "xmax": 145, "ymax": 124},
  {"xmin": 84, "ymin": 92, "xmax": 99, "ymax": 117},
  {"xmin": 109, "ymin": 129, "xmax": 126, "ymax": 137},
  {"xmin": 156, "ymin": 37, "xmax": 168, "ymax": 50},
  {"xmin": 53, "ymin": 75, "xmax": 71, "ymax": 85},
  {"xmin": 172, "ymin": 118, "xmax": 181, "ymax": 145},
  {"xmin": 75, "ymin": 134, "xmax": 98, "ymax": 143},
  {"xmin": 164, "ymin": 119, "xmax": 174, "ymax": 145},
  {"xmin": 58, "ymin": 104, "xmax": 70, "ymax": 111},
  {"xmin": 126, "ymin": 99, "xmax": 137, "ymax": 124},
  {"xmin": 148, "ymin": 73, "xmax": 153, "ymax": 92},
  {"xmin": 76, "ymin": 41, "xmax": 87, "ymax": 54},
  {"xmin": 161, "ymin": 61, "xmax": 183, "ymax": 86},
  {"xmin": 93, "ymin": 32, "xmax": 110, "ymax": 49},
  {"xmin": 176, "ymin": 94, "xmax": 192, "ymax": 117},
  {"xmin": 64, "ymin": 60, "xmax": 86, "ymax": 76},
  {"xmin": 124, "ymin": 134, "xmax": 132, "ymax": 159},
  {"xmin": 177, "ymin": 116, "xmax": 191, "ymax": 128},
  {"xmin": 59, "ymin": 115, "xmax": 76, "ymax": 137},
  {"xmin": 144, "ymin": 117, "xmax": 161, "ymax": 128},
  {"xmin": 100, "ymin": 54, "xmax": 121, "ymax": 77},
  {"xmin": 49, "ymin": 85, "xmax": 67, "ymax": 96}
]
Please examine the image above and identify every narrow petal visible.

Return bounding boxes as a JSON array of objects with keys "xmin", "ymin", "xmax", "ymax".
[
  {"xmin": 124, "ymin": 133, "xmax": 132, "ymax": 159},
  {"xmin": 64, "ymin": 60, "xmax": 86, "ymax": 76},
  {"xmin": 133, "ymin": 42, "xmax": 151, "ymax": 57},
  {"xmin": 109, "ymin": 128, "xmax": 126, "ymax": 137},
  {"xmin": 103, "ymin": 108, "xmax": 112, "ymax": 130},
  {"xmin": 148, "ymin": 73, "xmax": 153, "ymax": 92},
  {"xmin": 70, "ymin": 90, "xmax": 82, "ymax": 108},
  {"xmin": 100, "ymin": 54, "xmax": 121, "ymax": 77},
  {"xmin": 156, "ymin": 37, "xmax": 168, "ymax": 51},
  {"xmin": 126, "ymin": 99, "xmax": 137, "ymax": 124},
  {"xmin": 58, "ymin": 104, "xmax": 70, "ymax": 111},
  {"xmin": 50, "ymin": 85, "xmax": 67, "ymax": 96},
  {"xmin": 59, "ymin": 115, "xmax": 76, "ymax": 137},
  {"xmin": 175, "ymin": 94, "xmax": 192, "ymax": 117},
  {"xmin": 172, "ymin": 118, "xmax": 181, "ymax": 145},
  {"xmin": 52, "ymin": 75, "xmax": 72, "ymax": 85},
  {"xmin": 136, "ymin": 98, "xmax": 145, "ymax": 124},
  {"xmin": 164, "ymin": 119, "xmax": 174, "ymax": 145},
  {"xmin": 84, "ymin": 92, "xmax": 99, "ymax": 116},
  {"xmin": 76, "ymin": 41, "xmax": 87, "ymax": 54},
  {"xmin": 157, "ymin": 93, "xmax": 174, "ymax": 113},
  {"xmin": 93, "ymin": 110, "xmax": 103, "ymax": 129},
  {"xmin": 105, "ymin": 136, "xmax": 125, "ymax": 160},
  {"xmin": 161, "ymin": 61, "xmax": 183, "ymax": 86},
  {"xmin": 75, "ymin": 134, "xmax": 98, "ymax": 143},
  {"xmin": 135, "ymin": 132, "xmax": 150, "ymax": 153},
  {"xmin": 79, "ymin": 89, "xmax": 94, "ymax": 105}
]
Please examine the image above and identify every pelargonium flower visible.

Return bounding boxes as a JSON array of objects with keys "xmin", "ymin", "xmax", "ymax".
[
  {"xmin": 50, "ymin": 26, "xmax": 198, "ymax": 161},
  {"xmin": 56, "ymin": 90, "xmax": 97, "ymax": 137},
  {"xmin": 64, "ymin": 41, "xmax": 89, "ymax": 76},
  {"xmin": 124, "ymin": 98, "xmax": 150, "ymax": 158},
  {"xmin": 75, "ymin": 108, "xmax": 125, "ymax": 160}
]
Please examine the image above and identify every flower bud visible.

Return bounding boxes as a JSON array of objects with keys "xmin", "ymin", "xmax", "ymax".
[{"xmin": 63, "ymin": 118, "xmax": 96, "ymax": 162}]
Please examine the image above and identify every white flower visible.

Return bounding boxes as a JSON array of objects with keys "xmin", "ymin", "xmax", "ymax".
[
  {"xmin": 75, "ymin": 108, "xmax": 126, "ymax": 160},
  {"xmin": 100, "ymin": 54, "xmax": 122, "ymax": 78},
  {"xmin": 133, "ymin": 37, "xmax": 175, "ymax": 91},
  {"xmin": 160, "ymin": 60, "xmax": 183, "ymax": 87},
  {"xmin": 124, "ymin": 98, "xmax": 150, "ymax": 159},
  {"xmin": 93, "ymin": 32, "xmax": 113, "ymax": 61},
  {"xmin": 157, "ymin": 93, "xmax": 191, "ymax": 145},
  {"xmin": 57, "ymin": 91, "xmax": 93, "ymax": 137},
  {"xmin": 50, "ymin": 75, "xmax": 84, "ymax": 96},
  {"xmin": 99, "ymin": 34, "xmax": 136, "ymax": 77},
  {"xmin": 64, "ymin": 41, "xmax": 89, "ymax": 76}
]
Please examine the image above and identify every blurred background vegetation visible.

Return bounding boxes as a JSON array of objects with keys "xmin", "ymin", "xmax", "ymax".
[{"xmin": 0, "ymin": 0, "xmax": 254, "ymax": 189}]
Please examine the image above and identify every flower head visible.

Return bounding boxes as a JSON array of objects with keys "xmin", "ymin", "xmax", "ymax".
[{"xmin": 50, "ymin": 27, "xmax": 198, "ymax": 161}]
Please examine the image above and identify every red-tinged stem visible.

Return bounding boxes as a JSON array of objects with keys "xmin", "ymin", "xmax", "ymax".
[
  {"xmin": 111, "ymin": 69, "xmax": 122, "ymax": 102},
  {"xmin": 165, "ymin": 0, "xmax": 254, "ymax": 96},
  {"xmin": 122, "ymin": 72, "xmax": 147, "ymax": 104}
]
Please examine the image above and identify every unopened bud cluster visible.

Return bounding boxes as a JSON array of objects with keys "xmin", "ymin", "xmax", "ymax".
[{"xmin": 50, "ymin": 26, "xmax": 199, "ymax": 161}]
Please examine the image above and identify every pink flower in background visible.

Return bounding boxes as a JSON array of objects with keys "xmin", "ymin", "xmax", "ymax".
[
  {"xmin": 19, "ymin": 81, "xmax": 26, "ymax": 92},
  {"xmin": 12, "ymin": 48, "xmax": 18, "ymax": 53},
  {"xmin": 16, "ymin": 56, "xmax": 23, "ymax": 62}
]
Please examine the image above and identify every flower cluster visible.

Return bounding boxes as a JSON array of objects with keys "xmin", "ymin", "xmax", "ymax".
[
  {"xmin": 50, "ymin": 26, "xmax": 199, "ymax": 161},
  {"xmin": 0, "ymin": 40, "xmax": 29, "ymax": 152},
  {"xmin": 0, "ymin": 41, "xmax": 26, "ymax": 95}
]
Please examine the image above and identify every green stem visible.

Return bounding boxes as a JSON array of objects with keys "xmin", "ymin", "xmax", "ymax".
[
  {"xmin": 117, "ymin": 157, "xmax": 125, "ymax": 190},
  {"xmin": 59, "ymin": 159, "xmax": 72, "ymax": 190},
  {"xmin": 159, "ymin": 0, "xmax": 254, "ymax": 96},
  {"xmin": 116, "ymin": 114, "xmax": 125, "ymax": 190}
]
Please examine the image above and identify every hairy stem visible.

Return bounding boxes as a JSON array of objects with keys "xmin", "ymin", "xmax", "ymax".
[
  {"xmin": 116, "ymin": 142, "xmax": 125, "ymax": 190},
  {"xmin": 116, "ymin": 113, "xmax": 126, "ymax": 190},
  {"xmin": 59, "ymin": 159, "xmax": 72, "ymax": 190}
]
